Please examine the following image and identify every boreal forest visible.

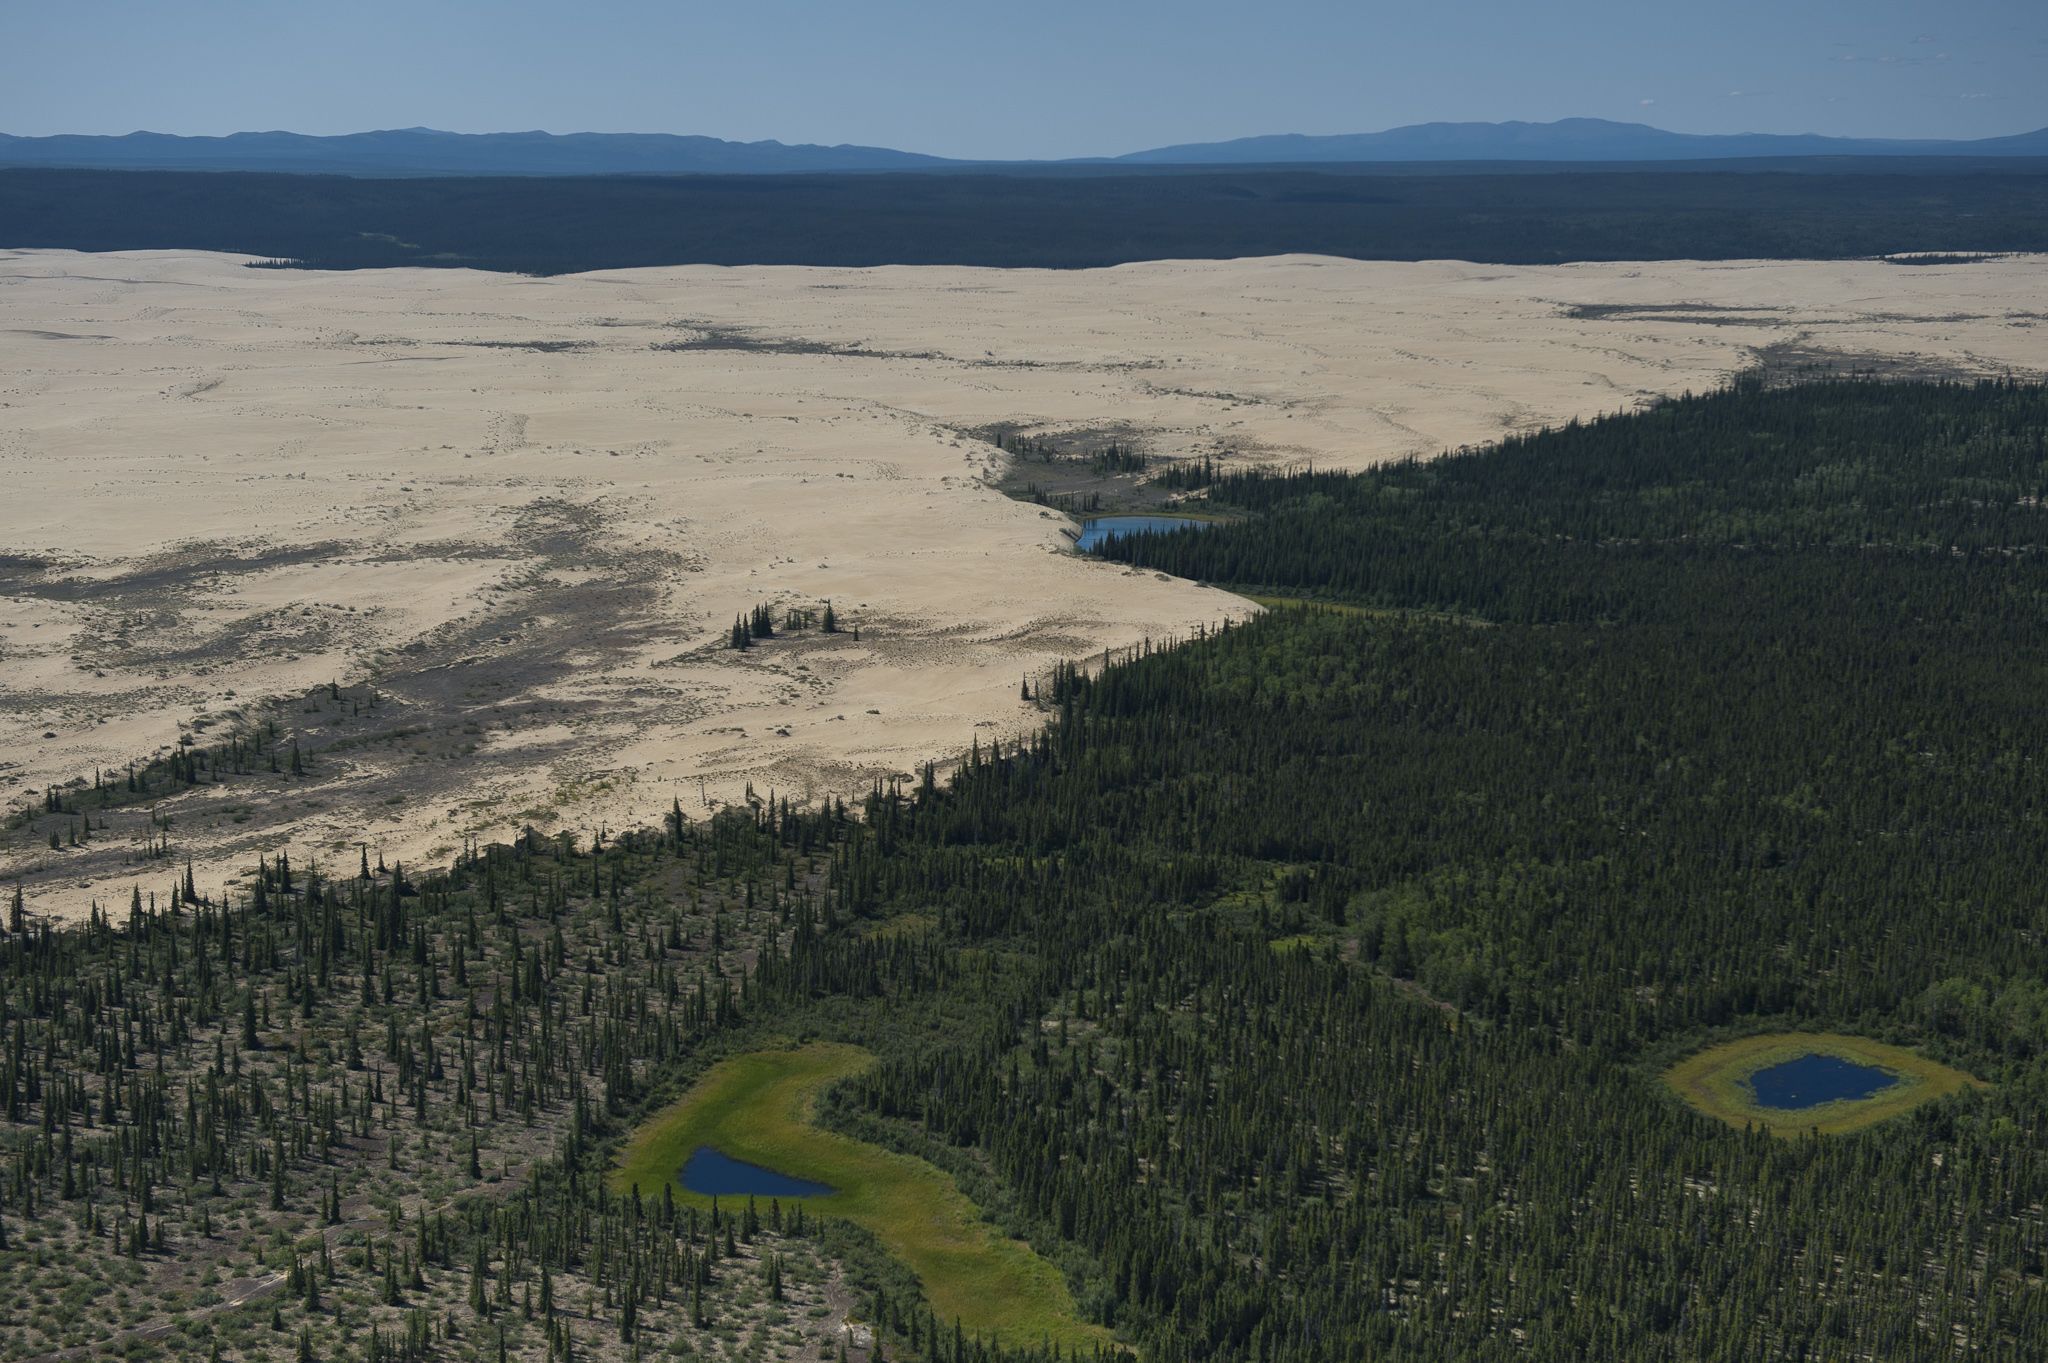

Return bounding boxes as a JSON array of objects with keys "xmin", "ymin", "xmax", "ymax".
[
  {"xmin": 4, "ymin": 378, "xmax": 2047, "ymax": 1362},
  {"xmin": 6, "ymin": 164, "xmax": 2048, "ymax": 272}
]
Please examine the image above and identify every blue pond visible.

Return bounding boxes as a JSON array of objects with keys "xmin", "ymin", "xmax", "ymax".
[
  {"xmin": 1746, "ymin": 1054, "xmax": 1900, "ymax": 1110},
  {"xmin": 1075, "ymin": 515, "xmax": 1211, "ymax": 553},
  {"xmin": 679, "ymin": 1146, "xmax": 835, "ymax": 1199}
]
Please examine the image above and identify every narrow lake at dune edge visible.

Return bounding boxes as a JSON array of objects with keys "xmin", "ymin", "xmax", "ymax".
[{"xmin": 1075, "ymin": 514, "xmax": 1211, "ymax": 551}]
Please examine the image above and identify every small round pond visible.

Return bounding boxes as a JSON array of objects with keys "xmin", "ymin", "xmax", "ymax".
[
  {"xmin": 1663, "ymin": 1031, "xmax": 1982, "ymax": 1136},
  {"xmin": 1074, "ymin": 514, "xmax": 1211, "ymax": 552},
  {"xmin": 1746, "ymin": 1054, "xmax": 1899, "ymax": 1110},
  {"xmin": 680, "ymin": 1146, "xmax": 835, "ymax": 1199}
]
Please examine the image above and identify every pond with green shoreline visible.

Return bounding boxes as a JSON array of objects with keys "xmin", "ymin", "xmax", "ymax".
[
  {"xmin": 1663, "ymin": 1032, "xmax": 1983, "ymax": 1136},
  {"xmin": 614, "ymin": 1042, "xmax": 1112, "ymax": 1352}
]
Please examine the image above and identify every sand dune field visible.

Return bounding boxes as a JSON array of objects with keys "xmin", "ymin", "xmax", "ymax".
[{"xmin": 1, "ymin": 248, "xmax": 2042, "ymax": 921}]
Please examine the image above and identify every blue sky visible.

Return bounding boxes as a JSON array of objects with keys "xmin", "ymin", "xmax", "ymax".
[{"xmin": 2, "ymin": 0, "xmax": 2042, "ymax": 158}]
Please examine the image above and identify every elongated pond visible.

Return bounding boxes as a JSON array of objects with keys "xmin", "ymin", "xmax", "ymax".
[
  {"xmin": 1746, "ymin": 1054, "xmax": 1900, "ymax": 1110},
  {"xmin": 680, "ymin": 1145, "xmax": 835, "ymax": 1199},
  {"xmin": 1074, "ymin": 514, "xmax": 1211, "ymax": 552}
]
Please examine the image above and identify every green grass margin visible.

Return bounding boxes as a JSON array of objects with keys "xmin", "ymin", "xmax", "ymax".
[
  {"xmin": 1241, "ymin": 593, "xmax": 1487, "ymax": 625},
  {"xmin": 1662, "ymin": 1031, "xmax": 1983, "ymax": 1136},
  {"xmin": 612, "ymin": 1041, "xmax": 1112, "ymax": 1352},
  {"xmin": 1243, "ymin": 593, "xmax": 1374, "ymax": 616}
]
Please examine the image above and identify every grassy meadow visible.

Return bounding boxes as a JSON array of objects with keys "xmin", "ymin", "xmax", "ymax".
[{"xmin": 614, "ymin": 1042, "xmax": 1111, "ymax": 1352}]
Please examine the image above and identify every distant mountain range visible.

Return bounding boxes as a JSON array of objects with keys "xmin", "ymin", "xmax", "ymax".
[
  {"xmin": 1112, "ymin": 118, "xmax": 2048, "ymax": 164},
  {"xmin": 0, "ymin": 127, "xmax": 949, "ymax": 175},
  {"xmin": 2, "ymin": 118, "xmax": 2045, "ymax": 176}
]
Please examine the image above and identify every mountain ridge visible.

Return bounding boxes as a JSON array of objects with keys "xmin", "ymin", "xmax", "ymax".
[
  {"xmin": 0, "ymin": 126, "xmax": 951, "ymax": 175},
  {"xmin": 1113, "ymin": 117, "xmax": 2048, "ymax": 164},
  {"xmin": 1, "ymin": 118, "xmax": 2044, "ymax": 176}
]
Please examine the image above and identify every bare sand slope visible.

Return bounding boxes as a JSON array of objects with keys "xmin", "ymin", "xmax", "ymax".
[{"xmin": 1, "ymin": 249, "xmax": 2041, "ymax": 921}]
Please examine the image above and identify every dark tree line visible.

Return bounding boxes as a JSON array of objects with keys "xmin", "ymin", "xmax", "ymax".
[{"xmin": 8, "ymin": 166, "xmax": 2048, "ymax": 273}]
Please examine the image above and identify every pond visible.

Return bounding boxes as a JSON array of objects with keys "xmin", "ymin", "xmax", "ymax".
[
  {"xmin": 680, "ymin": 1145, "xmax": 836, "ymax": 1199},
  {"xmin": 1074, "ymin": 514, "xmax": 1211, "ymax": 553},
  {"xmin": 1746, "ymin": 1053, "xmax": 1900, "ymax": 1110}
]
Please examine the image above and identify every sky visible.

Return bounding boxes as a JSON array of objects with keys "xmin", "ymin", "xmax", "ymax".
[{"xmin": 2, "ymin": 0, "xmax": 2044, "ymax": 159}]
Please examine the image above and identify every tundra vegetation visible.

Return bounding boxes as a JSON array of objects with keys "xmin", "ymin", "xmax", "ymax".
[{"xmin": 3, "ymin": 378, "xmax": 2047, "ymax": 1361}]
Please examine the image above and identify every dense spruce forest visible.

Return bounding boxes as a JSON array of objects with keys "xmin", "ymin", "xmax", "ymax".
[
  {"xmin": 5, "ymin": 378, "xmax": 2048, "ymax": 1361},
  {"xmin": 4, "ymin": 164, "xmax": 2048, "ymax": 271}
]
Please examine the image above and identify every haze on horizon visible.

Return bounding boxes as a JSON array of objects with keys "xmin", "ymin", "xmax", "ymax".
[{"xmin": 3, "ymin": 0, "xmax": 2044, "ymax": 162}]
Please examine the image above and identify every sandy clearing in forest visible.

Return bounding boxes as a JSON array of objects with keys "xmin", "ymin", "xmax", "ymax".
[{"xmin": 1, "ymin": 248, "xmax": 2042, "ymax": 922}]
